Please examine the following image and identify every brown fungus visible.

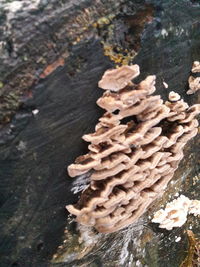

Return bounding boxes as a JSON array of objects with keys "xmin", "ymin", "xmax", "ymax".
[
  {"xmin": 187, "ymin": 61, "xmax": 200, "ymax": 94},
  {"xmin": 191, "ymin": 61, "xmax": 200, "ymax": 73},
  {"xmin": 187, "ymin": 76, "xmax": 200, "ymax": 95},
  {"xmin": 66, "ymin": 65, "xmax": 200, "ymax": 233}
]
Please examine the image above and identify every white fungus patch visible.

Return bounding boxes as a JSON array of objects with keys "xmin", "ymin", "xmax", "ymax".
[
  {"xmin": 189, "ymin": 200, "xmax": 200, "ymax": 216},
  {"xmin": 70, "ymin": 173, "xmax": 90, "ymax": 194},
  {"xmin": 163, "ymin": 81, "xmax": 168, "ymax": 88},
  {"xmin": 175, "ymin": 236, "xmax": 181, "ymax": 242},
  {"xmin": 152, "ymin": 195, "xmax": 200, "ymax": 230},
  {"xmin": 161, "ymin": 29, "xmax": 168, "ymax": 38},
  {"xmin": 32, "ymin": 109, "xmax": 39, "ymax": 115}
]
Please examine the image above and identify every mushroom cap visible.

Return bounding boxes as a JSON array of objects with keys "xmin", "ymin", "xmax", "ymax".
[
  {"xmin": 168, "ymin": 91, "xmax": 181, "ymax": 102},
  {"xmin": 187, "ymin": 76, "xmax": 200, "ymax": 94},
  {"xmin": 98, "ymin": 65, "xmax": 140, "ymax": 91}
]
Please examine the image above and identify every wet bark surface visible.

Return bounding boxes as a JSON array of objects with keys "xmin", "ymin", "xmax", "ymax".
[{"xmin": 0, "ymin": 0, "xmax": 200, "ymax": 266}]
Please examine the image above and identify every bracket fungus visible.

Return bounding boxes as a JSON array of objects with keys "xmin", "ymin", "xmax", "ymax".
[
  {"xmin": 152, "ymin": 195, "xmax": 200, "ymax": 230},
  {"xmin": 191, "ymin": 61, "xmax": 200, "ymax": 73},
  {"xmin": 187, "ymin": 76, "xmax": 200, "ymax": 95},
  {"xmin": 187, "ymin": 61, "xmax": 200, "ymax": 95},
  {"xmin": 98, "ymin": 65, "xmax": 140, "ymax": 91},
  {"xmin": 66, "ymin": 65, "xmax": 200, "ymax": 233}
]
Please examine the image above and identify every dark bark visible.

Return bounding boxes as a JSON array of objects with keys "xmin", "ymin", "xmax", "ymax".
[{"xmin": 0, "ymin": 0, "xmax": 200, "ymax": 266}]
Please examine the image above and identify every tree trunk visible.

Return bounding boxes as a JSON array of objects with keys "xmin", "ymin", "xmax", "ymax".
[{"xmin": 0, "ymin": 0, "xmax": 200, "ymax": 266}]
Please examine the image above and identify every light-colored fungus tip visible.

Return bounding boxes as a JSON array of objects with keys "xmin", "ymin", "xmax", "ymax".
[
  {"xmin": 187, "ymin": 61, "xmax": 200, "ymax": 94},
  {"xmin": 152, "ymin": 195, "xmax": 200, "ymax": 230},
  {"xmin": 98, "ymin": 65, "xmax": 140, "ymax": 91},
  {"xmin": 189, "ymin": 199, "xmax": 200, "ymax": 216},
  {"xmin": 168, "ymin": 91, "xmax": 181, "ymax": 102},
  {"xmin": 66, "ymin": 65, "xmax": 200, "ymax": 233},
  {"xmin": 191, "ymin": 61, "xmax": 200, "ymax": 73},
  {"xmin": 163, "ymin": 81, "xmax": 168, "ymax": 88},
  {"xmin": 187, "ymin": 76, "xmax": 200, "ymax": 95}
]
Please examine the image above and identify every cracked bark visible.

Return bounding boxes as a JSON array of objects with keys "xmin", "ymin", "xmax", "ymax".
[{"xmin": 0, "ymin": 0, "xmax": 200, "ymax": 266}]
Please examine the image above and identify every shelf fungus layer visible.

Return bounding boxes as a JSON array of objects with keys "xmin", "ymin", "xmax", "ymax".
[
  {"xmin": 66, "ymin": 65, "xmax": 200, "ymax": 233},
  {"xmin": 187, "ymin": 61, "xmax": 200, "ymax": 95}
]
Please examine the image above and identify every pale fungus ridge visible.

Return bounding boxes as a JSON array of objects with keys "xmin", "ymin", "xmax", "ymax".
[
  {"xmin": 191, "ymin": 61, "xmax": 200, "ymax": 73},
  {"xmin": 152, "ymin": 195, "xmax": 200, "ymax": 230},
  {"xmin": 187, "ymin": 61, "xmax": 200, "ymax": 95},
  {"xmin": 66, "ymin": 65, "xmax": 200, "ymax": 233},
  {"xmin": 187, "ymin": 76, "xmax": 200, "ymax": 95}
]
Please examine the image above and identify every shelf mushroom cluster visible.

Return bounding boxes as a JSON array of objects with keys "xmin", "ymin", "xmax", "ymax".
[
  {"xmin": 66, "ymin": 65, "xmax": 200, "ymax": 233},
  {"xmin": 152, "ymin": 195, "xmax": 200, "ymax": 230}
]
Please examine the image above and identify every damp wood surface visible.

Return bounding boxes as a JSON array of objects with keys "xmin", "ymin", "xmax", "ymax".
[{"xmin": 0, "ymin": 0, "xmax": 200, "ymax": 266}]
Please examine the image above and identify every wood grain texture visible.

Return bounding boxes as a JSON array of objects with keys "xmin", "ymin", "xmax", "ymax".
[{"xmin": 0, "ymin": 0, "xmax": 200, "ymax": 266}]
